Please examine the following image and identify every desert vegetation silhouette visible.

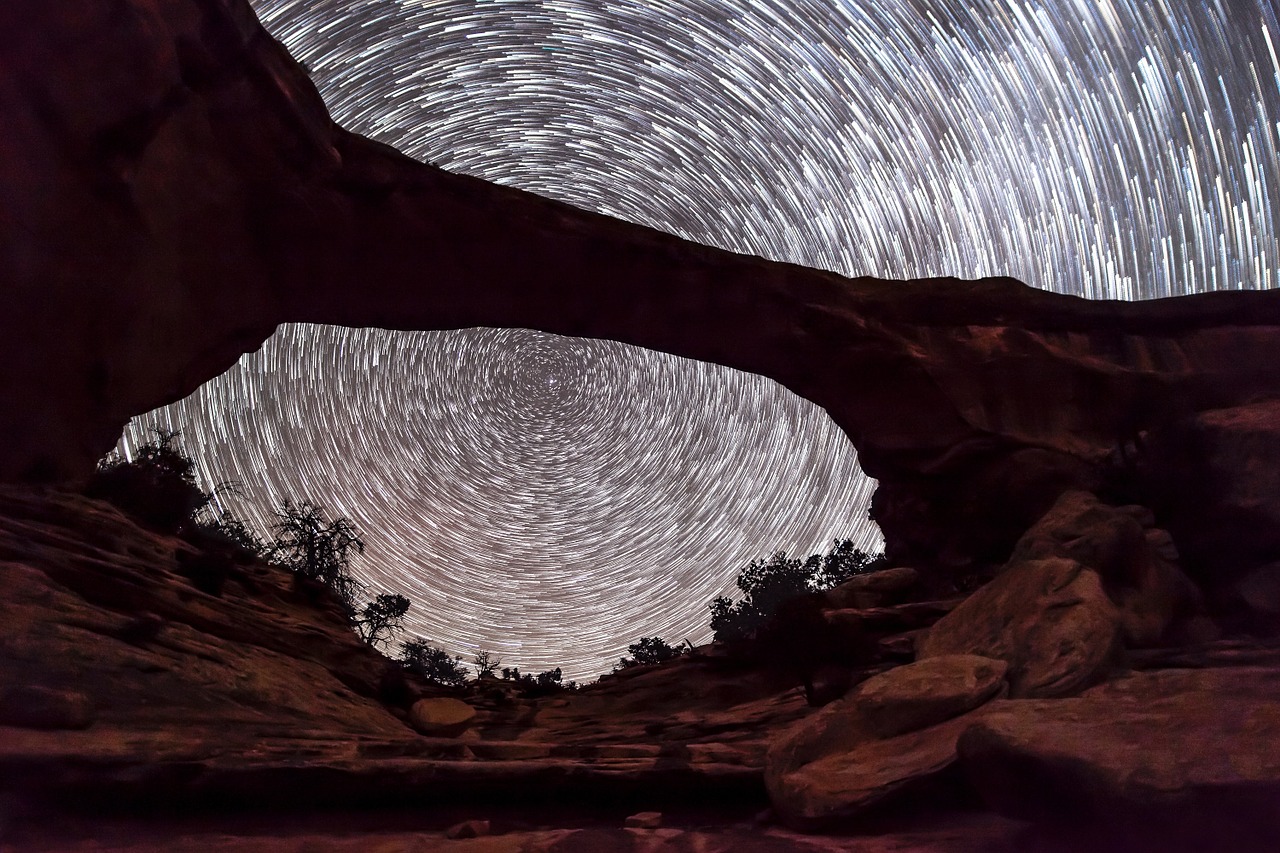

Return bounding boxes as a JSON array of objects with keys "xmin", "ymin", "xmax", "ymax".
[
  {"xmin": 90, "ymin": 425, "xmax": 886, "ymax": 699},
  {"xmin": 89, "ymin": 425, "xmax": 584, "ymax": 694}
]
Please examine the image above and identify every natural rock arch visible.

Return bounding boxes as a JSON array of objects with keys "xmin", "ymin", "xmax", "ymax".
[{"xmin": 5, "ymin": 0, "xmax": 1280, "ymax": 573}]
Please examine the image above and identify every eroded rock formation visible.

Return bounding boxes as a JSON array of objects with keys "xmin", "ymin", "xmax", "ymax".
[
  {"xmin": 13, "ymin": 482, "xmax": 1275, "ymax": 850},
  {"xmin": 4, "ymin": 0, "xmax": 1280, "ymax": 584},
  {"xmin": 0, "ymin": 486, "xmax": 785, "ymax": 811},
  {"xmin": 5, "ymin": 2, "xmax": 1280, "ymax": 846}
]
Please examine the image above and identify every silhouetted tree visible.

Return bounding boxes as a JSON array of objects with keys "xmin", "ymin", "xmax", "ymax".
[
  {"xmin": 401, "ymin": 638, "xmax": 469, "ymax": 687},
  {"xmin": 615, "ymin": 636, "xmax": 690, "ymax": 670},
  {"xmin": 709, "ymin": 540, "xmax": 884, "ymax": 643},
  {"xmin": 710, "ymin": 551, "xmax": 815, "ymax": 643},
  {"xmin": 814, "ymin": 539, "xmax": 887, "ymax": 588},
  {"xmin": 473, "ymin": 650, "xmax": 501, "ymax": 678},
  {"xmin": 87, "ymin": 426, "xmax": 225, "ymax": 534},
  {"xmin": 499, "ymin": 665, "xmax": 577, "ymax": 695},
  {"xmin": 357, "ymin": 593, "xmax": 411, "ymax": 650},
  {"xmin": 268, "ymin": 499, "xmax": 365, "ymax": 613}
]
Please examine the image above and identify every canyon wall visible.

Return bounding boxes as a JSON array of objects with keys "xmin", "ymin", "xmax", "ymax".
[{"xmin": 4, "ymin": 0, "xmax": 1280, "ymax": 577}]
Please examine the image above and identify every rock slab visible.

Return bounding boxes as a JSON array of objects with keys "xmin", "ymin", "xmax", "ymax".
[
  {"xmin": 409, "ymin": 698, "xmax": 478, "ymax": 737},
  {"xmin": 959, "ymin": 666, "xmax": 1280, "ymax": 849},
  {"xmin": 823, "ymin": 568, "xmax": 921, "ymax": 610},
  {"xmin": 765, "ymin": 655, "xmax": 1007, "ymax": 828},
  {"xmin": 919, "ymin": 557, "xmax": 1121, "ymax": 697}
]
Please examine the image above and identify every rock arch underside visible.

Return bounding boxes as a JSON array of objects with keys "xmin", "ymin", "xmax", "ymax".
[{"xmin": 3, "ymin": 0, "xmax": 1280, "ymax": 849}]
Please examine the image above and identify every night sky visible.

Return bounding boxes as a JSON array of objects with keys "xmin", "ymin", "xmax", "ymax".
[{"xmin": 122, "ymin": 0, "xmax": 1280, "ymax": 680}]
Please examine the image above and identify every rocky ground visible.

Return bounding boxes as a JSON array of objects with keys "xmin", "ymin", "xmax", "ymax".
[{"xmin": 2, "ymin": 485, "xmax": 1279, "ymax": 851}]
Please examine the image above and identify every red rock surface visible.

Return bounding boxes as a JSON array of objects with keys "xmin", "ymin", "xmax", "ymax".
[
  {"xmin": 4, "ymin": 486, "xmax": 1280, "ymax": 849},
  {"xmin": 5, "ymin": 0, "xmax": 1280, "ymax": 583},
  {"xmin": 5, "ymin": 815, "xmax": 1028, "ymax": 853},
  {"xmin": 0, "ymin": 487, "xmax": 820, "ymax": 809},
  {"xmin": 959, "ymin": 663, "xmax": 1280, "ymax": 850},
  {"xmin": 0, "ymin": 485, "xmax": 1037, "ymax": 849}
]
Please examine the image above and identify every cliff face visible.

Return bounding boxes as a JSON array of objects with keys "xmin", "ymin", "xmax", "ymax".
[{"xmin": 4, "ymin": 0, "xmax": 1280, "ymax": 580}]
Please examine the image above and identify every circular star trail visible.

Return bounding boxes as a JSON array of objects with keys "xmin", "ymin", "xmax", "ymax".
[
  {"xmin": 128, "ymin": 327, "xmax": 872, "ymax": 681},
  {"xmin": 124, "ymin": 0, "xmax": 1280, "ymax": 679}
]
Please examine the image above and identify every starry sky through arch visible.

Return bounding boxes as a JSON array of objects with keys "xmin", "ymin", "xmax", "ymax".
[{"xmin": 123, "ymin": 0, "xmax": 1280, "ymax": 680}]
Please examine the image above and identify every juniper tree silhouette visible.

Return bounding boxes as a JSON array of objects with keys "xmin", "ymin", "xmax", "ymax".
[
  {"xmin": 709, "ymin": 540, "xmax": 885, "ymax": 643},
  {"xmin": 614, "ymin": 636, "xmax": 690, "ymax": 670},
  {"xmin": 268, "ymin": 499, "xmax": 366, "ymax": 614},
  {"xmin": 87, "ymin": 426, "xmax": 225, "ymax": 534},
  {"xmin": 357, "ymin": 593, "xmax": 411, "ymax": 650},
  {"xmin": 401, "ymin": 638, "xmax": 469, "ymax": 687}
]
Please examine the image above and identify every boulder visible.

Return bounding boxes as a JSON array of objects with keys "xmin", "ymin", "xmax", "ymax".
[
  {"xmin": 823, "ymin": 567, "xmax": 921, "ymax": 609},
  {"xmin": 765, "ymin": 655, "xmax": 1007, "ymax": 827},
  {"xmin": 769, "ymin": 718, "xmax": 977, "ymax": 830},
  {"xmin": 918, "ymin": 558, "xmax": 1121, "ymax": 697},
  {"xmin": 855, "ymin": 655, "xmax": 1007, "ymax": 739},
  {"xmin": 408, "ymin": 698, "xmax": 478, "ymax": 737},
  {"xmin": 1224, "ymin": 562, "xmax": 1280, "ymax": 635},
  {"xmin": 1009, "ymin": 490, "xmax": 1202, "ymax": 646},
  {"xmin": 1009, "ymin": 491, "xmax": 1150, "ymax": 576},
  {"xmin": 958, "ymin": 666, "xmax": 1280, "ymax": 848}
]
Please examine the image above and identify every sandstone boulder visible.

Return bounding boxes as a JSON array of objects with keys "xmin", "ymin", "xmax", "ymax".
[
  {"xmin": 445, "ymin": 819, "xmax": 491, "ymax": 839},
  {"xmin": 855, "ymin": 655, "xmax": 1007, "ymax": 738},
  {"xmin": 765, "ymin": 655, "xmax": 1007, "ymax": 827},
  {"xmin": 1009, "ymin": 490, "xmax": 1151, "ymax": 575},
  {"xmin": 822, "ymin": 567, "xmax": 921, "ymax": 609},
  {"xmin": 823, "ymin": 598, "xmax": 962, "ymax": 637},
  {"xmin": 958, "ymin": 666, "xmax": 1280, "ymax": 849},
  {"xmin": 1009, "ymin": 490, "xmax": 1202, "ymax": 646},
  {"xmin": 409, "ymin": 698, "xmax": 478, "ymax": 737},
  {"xmin": 918, "ymin": 558, "xmax": 1121, "ymax": 697},
  {"xmin": 1227, "ymin": 562, "xmax": 1280, "ymax": 634}
]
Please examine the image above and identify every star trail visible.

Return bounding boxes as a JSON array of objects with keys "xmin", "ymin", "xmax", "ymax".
[{"xmin": 123, "ymin": 0, "xmax": 1280, "ymax": 679}]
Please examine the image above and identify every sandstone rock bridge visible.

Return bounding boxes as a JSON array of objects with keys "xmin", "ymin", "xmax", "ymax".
[{"xmin": 4, "ymin": 0, "xmax": 1280, "ymax": 585}]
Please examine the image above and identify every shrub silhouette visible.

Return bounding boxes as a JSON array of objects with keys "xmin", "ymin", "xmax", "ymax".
[
  {"xmin": 88, "ymin": 430, "xmax": 424, "ymax": 657},
  {"xmin": 401, "ymin": 638, "xmax": 469, "ymax": 687},
  {"xmin": 175, "ymin": 510, "xmax": 271, "ymax": 598},
  {"xmin": 813, "ymin": 539, "xmax": 887, "ymax": 588},
  {"xmin": 87, "ymin": 427, "xmax": 266, "ymax": 598},
  {"xmin": 615, "ymin": 636, "xmax": 690, "ymax": 670},
  {"xmin": 268, "ymin": 499, "xmax": 366, "ymax": 615},
  {"xmin": 194, "ymin": 511, "xmax": 267, "ymax": 558},
  {"xmin": 709, "ymin": 540, "xmax": 884, "ymax": 643},
  {"xmin": 87, "ymin": 427, "xmax": 223, "ymax": 534}
]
